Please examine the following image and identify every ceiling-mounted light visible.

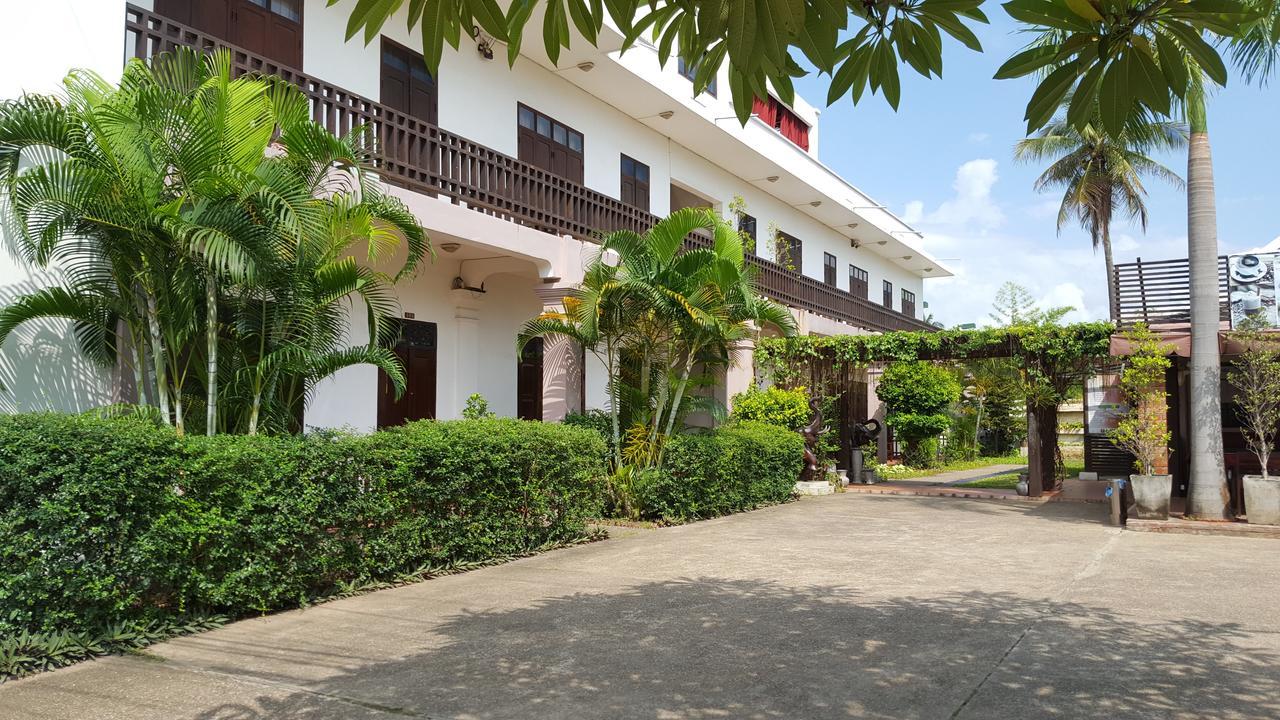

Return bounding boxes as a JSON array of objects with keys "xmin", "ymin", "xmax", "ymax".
[
  {"xmin": 846, "ymin": 223, "xmax": 859, "ymax": 229},
  {"xmin": 809, "ymin": 200, "xmax": 822, "ymax": 207},
  {"xmin": 440, "ymin": 242, "xmax": 461, "ymax": 253},
  {"xmin": 766, "ymin": 175, "xmax": 779, "ymax": 183},
  {"xmin": 902, "ymin": 255, "xmax": 913, "ymax": 260},
  {"xmin": 875, "ymin": 240, "xmax": 888, "ymax": 246},
  {"xmin": 658, "ymin": 110, "xmax": 675, "ymax": 119},
  {"xmin": 576, "ymin": 61, "xmax": 595, "ymax": 72},
  {"xmin": 923, "ymin": 267, "xmax": 934, "ymax": 273}
]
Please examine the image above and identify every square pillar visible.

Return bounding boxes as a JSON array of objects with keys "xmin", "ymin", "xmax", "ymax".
[{"xmin": 534, "ymin": 286, "xmax": 585, "ymax": 422}]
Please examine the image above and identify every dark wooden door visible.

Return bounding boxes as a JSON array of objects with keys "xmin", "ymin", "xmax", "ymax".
[
  {"xmin": 156, "ymin": 0, "xmax": 302, "ymax": 68},
  {"xmin": 380, "ymin": 39, "xmax": 438, "ymax": 124},
  {"xmin": 377, "ymin": 320, "xmax": 437, "ymax": 428},
  {"xmin": 517, "ymin": 338, "xmax": 544, "ymax": 421}
]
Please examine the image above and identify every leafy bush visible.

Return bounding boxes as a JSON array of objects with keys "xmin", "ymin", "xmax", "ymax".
[
  {"xmin": 0, "ymin": 414, "xmax": 605, "ymax": 640},
  {"xmin": 461, "ymin": 393, "xmax": 495, "ymax": 419},
  {"xmin": 636, "ymin": 421, "xmax": 803, "ymax": 523},
  {"xmin": 563, "ymin": 409, "xmax": 614, "ymax": 458},
  {"xmin": 878, "ymin": 362, "xmax": 962, "ymax": 468},
  {"xmin": 729, "ymin": 386, "xmax": 811, "ymax": 430}
]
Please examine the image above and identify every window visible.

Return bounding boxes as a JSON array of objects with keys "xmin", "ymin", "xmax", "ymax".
[
  {"xmin": 823, "ymin": 253, "xmax": 837, "ymax": 285},
  {"xmin": 620, "ymin": 155, "xmax": 650, "ymax": 211},
  {"xmin": 381, "ymin": 38, "xmax": 438, "ymax": 124},
  {"xmin": 775, "ymin": 231, "xmax": 802, "ymax": 273},
  {"xmin": 677, "ymin": 57, "xmax": 718, "ymax": 97},
  {"xmin": 737, "ymin": 214, "xmax": 757, "ymax": 255},
  {"xmin": 849, "ymin": 265, "xmax": 868, "ymax": 298},
  {"xmin": 901, "ymin": 289, "xmax": 917, "ymax": 318},
  {"xmin": 248, "ymin": 0, "xmax": 301, "ymax": 21},
  {"xmin": 751, "ymin": 95, "xmax": 810, "ymax": 151},
  {"xmin": 516, "ymin": 104, "xmax": 584, "ymax": 184},
  {"xmin": 882, "ymin": 280, "xmax": 894, "ymax": 309}
]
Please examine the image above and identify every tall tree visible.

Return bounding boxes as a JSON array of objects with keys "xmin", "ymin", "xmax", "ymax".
[{"xmin": 1015, "ymin": 116, "xmax": 1186, "ymax": 320}]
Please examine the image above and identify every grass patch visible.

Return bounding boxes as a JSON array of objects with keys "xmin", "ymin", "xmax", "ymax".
[
  {"xmin": 877, "ymin": 453, "xmax": 1026, "ymax": 479},
  {"xmin": 956, "ymin": 473, "xmax": 1022, "ymax": 490}
]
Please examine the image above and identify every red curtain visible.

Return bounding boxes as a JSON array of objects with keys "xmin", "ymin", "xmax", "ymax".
[
  {"xmin": 778, "ymin": 107, "xmax": 809, "ymax": 151},
  {"xmin": 752, "ymin": 96, "xmax": 776, "ymax": 127}
]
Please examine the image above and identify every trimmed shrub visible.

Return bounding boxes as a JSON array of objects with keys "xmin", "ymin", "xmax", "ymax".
[
  {"xmin": 637, "ymin": 421, "xmax": 803, "ymax": 522},
  {"xmin": 729, "ymin": 386, "xmax": 811, "ymax": 431},
  {"xmin": 0, "ymin": 414, "xmax": 605, "ymax": 637}
]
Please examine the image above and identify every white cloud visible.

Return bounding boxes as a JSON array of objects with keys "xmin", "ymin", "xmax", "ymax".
[{"xmin": 910, "ymin": 159, "xmax": 1004, "ymax": 231}]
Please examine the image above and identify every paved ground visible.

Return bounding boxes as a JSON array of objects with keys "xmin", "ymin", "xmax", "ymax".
[{"xmin": 3, "ymin": 494, "xmax": 1279, "ymax": 720}]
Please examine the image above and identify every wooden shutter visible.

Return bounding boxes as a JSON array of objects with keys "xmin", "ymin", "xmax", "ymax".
[
  {"xmin": 517, "ymin": 105, "xmax": 584, "ymax": 184},
  {"xmin": 517, "ymin": 338, "xmax": 545, "ymax": 421},
  {"xmin": 849, "ymin": 265, "xmax": 868, "ymax": 298},
  {"xmin": 377, "ymin": 320, "xmax": 437, "ymax": 428},
  {"xmin": 381, "ymin": 39, "xmax": 438, "ymax": 124},
  {"xmin": 824, "ymin": 253, "xmax": 837, "ymax": 285},
  {"xmin": 620, "ymin": 155, "xmax": 649, "ymax": 211},
  {"xmin": 883, "ymin": 280, "xmax": 893, "ymax": 309}
]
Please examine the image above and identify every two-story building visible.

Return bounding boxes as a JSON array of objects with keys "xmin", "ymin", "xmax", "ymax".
[{"xmin": 1, "ymin": 0, "xmax": 951, "ymax": 431}]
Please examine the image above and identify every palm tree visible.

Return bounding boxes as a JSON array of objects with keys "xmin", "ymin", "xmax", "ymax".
[
  {"xmin": 1016, "ymin": 116, "xmax": 1187, "ymax": 321},
  {"xmin": 0, "ymin": 49, "xmax": 429, "ymax": 435},
  {"xmin": 520, "ymin": 208, "xmax": 796, "ymax": 468}
]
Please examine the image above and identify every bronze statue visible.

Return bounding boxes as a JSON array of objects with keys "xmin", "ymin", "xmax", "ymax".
[
  {"xmin": 850, "ymin": 418, "xmax": 882, "ymax": 448},
  {"xmin": 799, "ymin": 397, "xmax": 829, "ymax": 482}
]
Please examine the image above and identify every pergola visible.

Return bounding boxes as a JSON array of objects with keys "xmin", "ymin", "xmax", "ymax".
[{"xmin": 756, "ymin": 322, "xmax": 1115, "ymax": 496}]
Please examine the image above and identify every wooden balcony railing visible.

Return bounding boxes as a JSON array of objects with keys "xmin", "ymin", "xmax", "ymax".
[
  {"xmin": 125, "ymin": 4, "xmax": 933, "ymax": 333},
  {"xmin": 1112, "ymin": 256, "xmax": 1230, "ymax": 327}
]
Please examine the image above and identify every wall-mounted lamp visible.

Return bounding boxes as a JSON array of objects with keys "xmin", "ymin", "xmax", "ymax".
[
  {"xmin": 451, "ymin": 276, "xmax": 487, "ymax": 293},
  {"xmin": 470, "ymin": 26, "xmax": 494, "ymax": 60},
  {"xmin": 440, "ymin": 242, "xmax": 461, "ymax": 253}
]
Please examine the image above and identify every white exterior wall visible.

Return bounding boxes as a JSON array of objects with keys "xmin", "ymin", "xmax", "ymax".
[{"xmin": 1, "ymin": 0, "xmax": 939, "ymax": 423}]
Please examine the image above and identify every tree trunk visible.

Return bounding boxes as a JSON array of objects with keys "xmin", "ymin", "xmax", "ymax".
[
  {"xmin": 145, "ymin": 295, "xmax": 172, "ymax": 426},
  {"xmin": 206, "ymin": 274, "xmax": 218, "ymax": 436},
  {"xmin": 1184, "ymin": 93, "xmax": 1232, "ymax": 520},
  {"xmin": 1102, "ymin": 222, "xmax": 1118, "ymax": 321}
]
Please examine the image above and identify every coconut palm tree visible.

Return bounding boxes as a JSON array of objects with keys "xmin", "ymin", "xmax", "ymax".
[{"xmin": 1015, "ymin": 116, "xmax": 1187, "ymax": 320}]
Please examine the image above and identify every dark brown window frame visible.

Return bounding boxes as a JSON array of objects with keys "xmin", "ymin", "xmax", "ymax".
[
  {"xmin": 882, "ymin": 280, "xmax": 894, "ymax": 309},
  {"xmin": 620, "ymin": 153, "xmax": 650, "ymax": 211},
  {"xmin": 775, "ymin": 230, "xmax": 802, "ymax": 274},
  {"xmin": 380, "ymin": 36, "xmax": 438, "ymax": 124},
  {"xmin": 901, "ymin": 289, "xmax": 917, "ymax": 317},
  {"xmin": 823, "ymin": 252, "xmax": 837, "ymax": 285},
  {"xmin": 517, "ymin": 102, "xmax": 585, "ymax": 184},
  {"xmin": 849, "ymin": 264, "xmax": 869, "ymax": 298},
  {"xmin": 737, "ymin": 213, "xmax": 757, "ymax": 255}
]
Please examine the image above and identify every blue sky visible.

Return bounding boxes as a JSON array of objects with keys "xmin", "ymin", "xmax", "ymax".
[{"xmin": 795, "ymin": 14, "xmax": 1280, "ymax": 327}]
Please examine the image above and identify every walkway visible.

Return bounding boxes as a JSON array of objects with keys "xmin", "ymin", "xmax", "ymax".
[
  {"xmin": 3, "ymin": 496, "xmax": 1279, "ymax": 719},
  {"xmin": 876, "ymin": 463, "xmax": 1027, "ymax": 487}
]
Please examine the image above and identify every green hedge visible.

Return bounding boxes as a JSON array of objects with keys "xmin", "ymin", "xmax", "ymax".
[
  {"xmin": 637, "ymin": 421, "xmax": 803, "ymax": 523},
  {"xmin": 0, "ymin": 414, "xmax": 605, "ymax": 637}
]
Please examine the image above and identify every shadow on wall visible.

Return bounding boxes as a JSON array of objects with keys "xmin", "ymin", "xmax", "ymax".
[
  {"xmin": 183, "ymin": 579, "xmax": 1280, "ymax": 720},
  {"xmin": 0, "ymin": 268, "xmax": 114, "ymax": 414}
]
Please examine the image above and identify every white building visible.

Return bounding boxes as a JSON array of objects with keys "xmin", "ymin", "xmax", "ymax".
[{"xmin": 1, "ymin": 0, "xmax": 950, "ymax": 438}]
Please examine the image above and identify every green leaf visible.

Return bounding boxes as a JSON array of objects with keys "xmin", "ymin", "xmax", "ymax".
[
  {"xmin": 468, "ymin": 0, "xmax": 510, "ymax": 43},
  {"xmin": 543, "ymin": 0, "xmax": 570, "ymax": 65},
  {"xmin": 344, "ymin": 0, "xmax": 398, "ymax": 43},
  {"xmin": 1023, "ymin": 59, "xmax": 1082, "ymax": 131},
  {"xmin": 1098, "ymin": 54, "xmax": 1131, "ymax": 136},
  {"xmin": 1063, "ymin": 0, "xmax": 1103, "ymax": 22},
  {"xmin": 726, "ymin": 0, "xmax": 758, "ymax": 67},
  {"xmin": 1128, "ymin": 43, "xmax": 1171, "ymax": 116},
  {"xmin": 1001, "ymin": 0, "xmax": 1095, "ymax": 32},
  {"xmin": 729, "ymin": 69, "xmax": 754, "ymax": 124},
  {"xmin": 1159, "ymin": 20, "xmax": 1229, "ymax": 86},
  {"xmin": 994, "ymin": 44, "xmax": 1061, "ymax": 79},
  {"xmin": 1065, "ymin": 60, "xmax": 1105, "ymax": 127},
  {"xmin": 1153, "ymin": 30, "xmax": 1189, "ymax": 99},
  {"xmin": 875, "ymin": 41, "xmax": 901, "ymax": 110},
  {"xmin": 931, "ymin": 11, "xmax": 984, "ymax": 52},
  {"xmin": 506, "ymin": 0, "xmax": 537, "ymax": 65},
  {"xmin": 565, "ymin": 0, "xmax": 599, "ymax": 45},
  {"xmin": 795, "ymin": 8, "xmax": 838, "ymax": 73}
]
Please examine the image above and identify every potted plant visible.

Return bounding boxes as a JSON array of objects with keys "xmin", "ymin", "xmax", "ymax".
[
  {"xmin": 1227, "ymin": 320, "xmax": 1280, "ymax": 525},
  {"xmin": 1109, "ymin": 324, "xmax": 1173, "ymax": 519}
]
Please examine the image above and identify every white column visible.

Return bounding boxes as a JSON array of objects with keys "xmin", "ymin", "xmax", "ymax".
[
  {"xmin": 723, "ymin": 324, "xmax": 758, "ymax": 414},
  {"xmin": 451, "ymin": 288, "xmax": 484, "ymax": 418}
]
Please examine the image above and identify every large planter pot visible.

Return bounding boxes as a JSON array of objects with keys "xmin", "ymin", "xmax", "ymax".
[
  {"xmin": 1129, "ymin": 474, "xmax": 1173, "ymax": 520},
  {"xmin": 1243, "ymin": 475, "xmax": 1280, "ymax": 525}
]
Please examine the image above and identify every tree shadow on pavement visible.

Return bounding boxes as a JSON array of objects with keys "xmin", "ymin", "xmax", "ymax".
[{"xmin": 188, "ymin": 578, "xmax": 1280, "ymax": 720}]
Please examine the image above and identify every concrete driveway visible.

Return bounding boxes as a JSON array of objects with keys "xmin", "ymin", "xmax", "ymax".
[{"xmin": 3, "ymin": 494, "xmax": 1279, "ymax": 720}]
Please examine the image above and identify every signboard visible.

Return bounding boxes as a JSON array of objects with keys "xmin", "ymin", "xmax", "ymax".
[{"xmin": 1227, "ymin": 252, "xmax": 1280, "ymax": 327}]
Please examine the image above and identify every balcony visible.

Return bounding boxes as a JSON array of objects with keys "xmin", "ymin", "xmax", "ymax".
[
  {"xmin": 125, "ymin": 5, "xmax": 934, "ymax": 334},
  {"xmin": 1112, "ymin": 256, "xmax": 1230, "ymax": 327}
]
